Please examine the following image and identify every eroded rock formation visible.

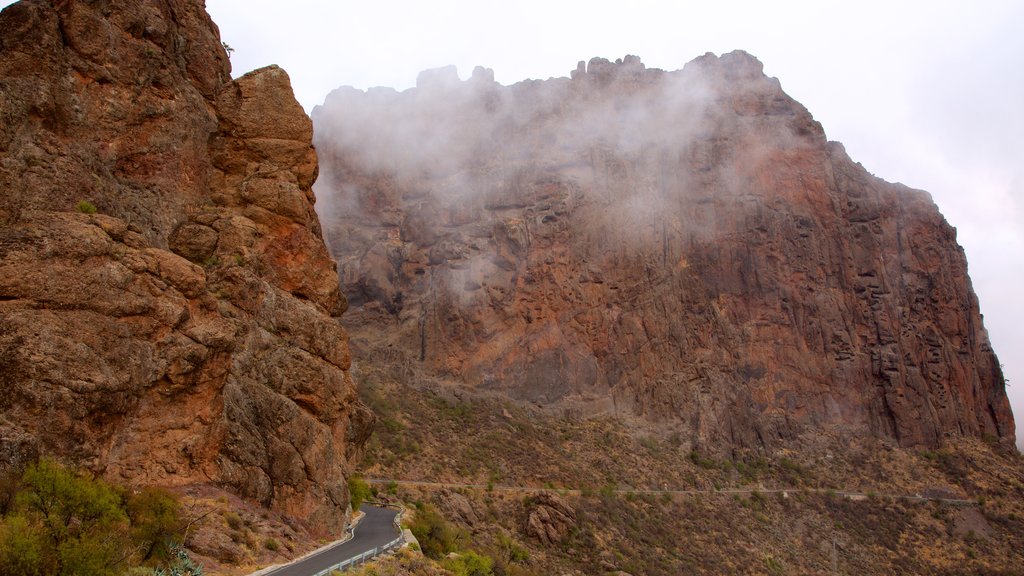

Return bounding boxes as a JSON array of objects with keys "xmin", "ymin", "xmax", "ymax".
[
  {"xmin": 525, "ymin": 493, "xmax": 577, "ymax": 546},
  {"xmin": 313, "ymin": 53, "xmax": 1013, "ymax": 451},
  {"xmin": 0, "ymin": 0, "xmax": 372, "ymax": 534}
]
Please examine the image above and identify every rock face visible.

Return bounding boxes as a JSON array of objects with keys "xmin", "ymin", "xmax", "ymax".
[
  {"xmin": 313, "ymin": 53, "xmax": 1014, "ymax": 451},
  {"xmin": 0, "ymin": 0, "xmax": 372, "ymax": 534},
  {"xmin": 525, "ymin": 493, "xmax": 577, "ymax": 546}
]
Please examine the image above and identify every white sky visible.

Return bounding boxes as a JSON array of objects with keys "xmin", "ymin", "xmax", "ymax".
[{"xmin": 6, "ymin": 1, "xmax": 1021, "ymax": 448}]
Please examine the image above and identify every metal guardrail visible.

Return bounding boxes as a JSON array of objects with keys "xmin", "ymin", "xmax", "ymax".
[
  {"xmin": 311, "ymin": 503, "xmax": 405, "ymax": 576},
  {"xmin": 311, "ymin": 537, "xmax": 402, "ymax": 576}
]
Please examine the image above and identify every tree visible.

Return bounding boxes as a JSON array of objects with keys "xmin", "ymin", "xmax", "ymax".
[
  {"xmin": 0, "ymin": 515, "xmax": 46, "ymax": 576},
  {"xmin": 13, "ymin": 459, "xmax": 127, "ymax": 575},
  {"xmin": 0, "ymin": 459, "xmax": 192, "ymax": 575}
]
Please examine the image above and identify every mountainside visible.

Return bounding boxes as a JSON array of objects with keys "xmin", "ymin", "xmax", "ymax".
[
  {"xmin": 313, "ymin": 53, "xmax": 1014, "ymax": 452},
  {"xmin": 0, "ymin": 0, "xmax": 371, "ymax": 538}
]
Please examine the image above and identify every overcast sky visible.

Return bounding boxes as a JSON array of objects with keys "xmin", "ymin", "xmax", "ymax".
[
  {"xmin": 206, "ymin": 0, "xmax": 1024, "ymax": 450},
  {"xmin": 6, "ymin": 1, "xmax": 1019, "ymax": 447}
]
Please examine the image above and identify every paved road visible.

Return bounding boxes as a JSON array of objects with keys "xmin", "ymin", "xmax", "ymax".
[{"xmin": 263, "ymin": 505, "xmax": 400, "ymax": 576}]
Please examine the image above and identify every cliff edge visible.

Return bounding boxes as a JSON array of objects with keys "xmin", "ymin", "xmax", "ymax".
[
  {"xmin": 313, "ymin": 53, "xmax": 1013, "ymax": 451},
  {"xmin": 0, "ymin": 0, "xmax": 372, "ymax": 534}
]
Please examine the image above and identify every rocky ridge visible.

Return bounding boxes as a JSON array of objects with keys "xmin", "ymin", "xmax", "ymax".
[
  {"xmin": 313, "ymin": 53, "xmax": 1014, "ymax": 451},
  {"xmin": 0, "ymin": 0, "xmax": 371, "ymax": 534}
]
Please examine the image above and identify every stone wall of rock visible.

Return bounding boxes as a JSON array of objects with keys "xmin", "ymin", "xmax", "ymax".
[
  {"xmin": 313, "ymin": 53, "xmax": 1013, "ymax": 451},
  {"xmin": 0, "ymin": 0, "xmax": 372, "ymax": 534}
]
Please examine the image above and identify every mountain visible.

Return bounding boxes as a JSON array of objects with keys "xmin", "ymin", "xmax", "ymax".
[
  {"xmin": 2, "ymin": 0, "xmax": 1021, "ymax": 573},
  {"xmin": 306, "ymin": 53, "xmax": 1024, "ymax": 576},
  {"xmin": 312, "ymin": 52, "xmax": 1014, "ymax": 453},
  {"xmin": 0, "ymin": 0, "xmax": 371, "ymax": 542}
]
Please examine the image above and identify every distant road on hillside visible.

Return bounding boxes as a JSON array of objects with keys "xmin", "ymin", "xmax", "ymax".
[
  {"xmin": 365, "ymin": 478, "xmax": 977, "ymax": 505},
  {"xmin": 261, "ymin": 505, "xmax": 400, "ymax": 576}
]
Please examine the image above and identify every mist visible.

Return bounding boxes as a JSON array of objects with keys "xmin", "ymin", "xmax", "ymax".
[
  {"xmin": 311, "ymin": 53, "xmax": 804, "ymax": 259},
  {"xmin": 198, "ymin": 0, "xmax": 1023, "ymax": 448},
  {"xmin": 308, "ymin": 52, "xmax": 1012, "ymax": 449}
]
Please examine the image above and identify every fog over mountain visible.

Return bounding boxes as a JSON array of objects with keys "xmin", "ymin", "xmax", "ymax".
[
  {"xmin": 2, "ymin": 0, "xmax": 1017, "ymax": 448},
  {"xmin": 308, "ymin": 52, "xmax": 1014, "ymax": 453},
  {"xmin": 200, "ymin": 0, "xmax": 1024, "ymax": 449}
]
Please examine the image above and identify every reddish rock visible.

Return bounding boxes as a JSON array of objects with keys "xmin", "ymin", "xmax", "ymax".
[
  {"xmin": 524, "ymin": 493, "xmax": 577, "ymax": 546},
  {"xmin": 0, "ymin": 0, "xmax": 372, "ymax": 535},
  {"xmin": 313, "ymin": 53, "xmax": 1014, "ymax": 451}
]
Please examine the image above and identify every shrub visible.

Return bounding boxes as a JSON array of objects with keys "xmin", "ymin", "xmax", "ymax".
[
  {"xmin": 688, "ymin": 451, "xmax": 718, "ymax": 470},
  {"xmin": 0, "ymin": 459, "xmax": 189, "ymax": 575},
  {"xmin": 749, "ymin": 490, "xmax": 767, "ymax": 509},
  {"xmin": 0, "ymin": 515, "xmax": 45, "ymax": 576},
  {"xmin": 75, "ymin": 200, "xmax": 97, "ymax": 214},
  {"xmin": 495, "ymin": 532, "xmax": 529, "ymax": 565},
  {"xmin": 441, "ymin": 550, "xmax": 494, "ymax": 576},
  {"xmin": 264, "ymin": 537, "xmax": 280, "ymax": 552},
  {"xmin": 764, "ymin": 554, "xmax": 785, "ymax": 576},
  {"xmin": 224, "ymin": 511, "xmax": 243, "ymax": 530},
  {"xmin": 408, "ymin": 503, "xmax": 465, "ymax": 559},
  {"xmin": 599, "ymin": 483, "xmax": 617, "ymax": 499},
  {"xmin": 160, "ymin": 544, "xmax": 205, "ymax": 576},
  {"xmin": 348, "ymin": 475, "xmax": 373, "ymax": 512},
  {"xmin": 127, "ymin": 486, "xmax": 182, "ymax": 562}
]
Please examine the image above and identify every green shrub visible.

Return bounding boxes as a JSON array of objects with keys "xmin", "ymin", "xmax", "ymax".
[
  {"xmin": 0, "ymin": 515, "xmax": 45, "ymax": 576},
  {"xmin": 161, "ymin": 544, "xmax": 205, "ymax": 576},
  {"xmin": 688, "ymin": 451, "xmax": 718, "ymax": 470},
  {"xmin": 75, "ymin": 200, "xmax": 97, "ymax": 214},
  {"xmin": 599, "ymin": 483, "xmax": 617, "ymax": 499},
  {"xmin": 127, "ymin": 486, "xmax": 181, "ymax": 562},
  {"xmin": 408, "ymin": 503, "xmax": 465, "ymax": 559},
  {"xmin": 749, "ymin": 490, "xmax": 767, "ymax": 509},
  {"xmin": 0, "ymin": 459, "xmax": 191, "ymax": 575},
  {"xmin": 441, "ymin": 550, "xmax": 494, "ymax": 576},
  {"xmin": 348, "ymin": 475, "xmax": 373, "ymax": 512},
  {"xmin": 264, "ymin": 537, "xmax": 280, "ymax": 552},
  {"xmin": 764, "ymin": 554, "xmax": 785, "ymax": 576},
  {"xmin": 495, "ymin": 532, "xmax": 529, "ymax": 565}
]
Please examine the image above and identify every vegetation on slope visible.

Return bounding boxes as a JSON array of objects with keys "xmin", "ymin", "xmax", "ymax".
[
  {"xmin": 350, "ymin": 357, "xmax": 1024, "ymax": 576},
  {"xmin": 0, "ymin": 459, "xmax": 196, "ymax": 576}
]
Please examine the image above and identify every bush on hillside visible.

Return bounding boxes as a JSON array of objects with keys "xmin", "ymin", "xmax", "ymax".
[
  {"xmin": 0, "ymin": 459, "xmax": 190, "ymax": 575},
  {"xmin": 348, "ymin": 475, "xmax": 373, "ymax": 512}
]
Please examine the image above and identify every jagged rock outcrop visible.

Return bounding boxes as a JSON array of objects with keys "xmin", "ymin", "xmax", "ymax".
[
  {"xmin": 0, "ymin": 0, "xmax": 372, "ymax": 534},
  {"xmin": 524, "ymin": 492, "xmax": 577, "ymax": 546},
  {"xmin": 437, "ymin": 489, "xmax": 480, "ymax": 526},
  {"xmin": 313, "ymin": 53, "xmax": 1014, "ymax": 451}
]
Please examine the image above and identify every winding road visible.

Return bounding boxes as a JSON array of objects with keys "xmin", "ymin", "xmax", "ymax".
[{"xmin": 261, "ymin": 505, "xmax": 401, "ymax": 576}]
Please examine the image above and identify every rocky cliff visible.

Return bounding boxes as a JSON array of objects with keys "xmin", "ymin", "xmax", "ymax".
[
  {"xmin": 0, "ymin": 0, "xmax": 372, "ymax": 534},
  {"xmin": 313, "ymin": 53, "xmax": 1014, "ymax": 451}
]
